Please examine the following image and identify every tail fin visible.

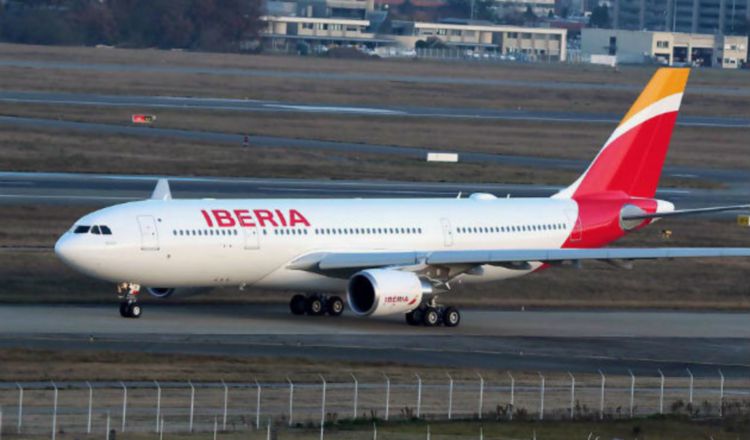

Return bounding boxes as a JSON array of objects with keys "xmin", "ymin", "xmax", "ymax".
[{"xmin": 554, "ymin": 68, "xmax": 690, "ymax": 200}]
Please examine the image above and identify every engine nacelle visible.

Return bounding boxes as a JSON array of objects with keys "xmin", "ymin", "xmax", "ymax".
[
  {"xmin": 145, "ymin": 287, "xmax": 210, "ymax": 299},
  {"xmin": 347, "ymin": 269, "xmax": 432, "ymax": 317}
]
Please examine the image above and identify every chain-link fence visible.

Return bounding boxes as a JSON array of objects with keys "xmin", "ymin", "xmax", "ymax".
[{"xmin": 0, "ymin": 370, "xmax": 748, "ymax": 438}]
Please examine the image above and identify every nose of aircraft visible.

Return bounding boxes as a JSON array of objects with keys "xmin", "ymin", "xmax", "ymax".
[{"xmin": 54, "ymin": 234, "xmax": 75, "ymax": 264}]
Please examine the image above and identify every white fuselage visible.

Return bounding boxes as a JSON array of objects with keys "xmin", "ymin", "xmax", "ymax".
[{"xmin": 55, "ymin": 195, "xmax": 578, "ymax": 291}]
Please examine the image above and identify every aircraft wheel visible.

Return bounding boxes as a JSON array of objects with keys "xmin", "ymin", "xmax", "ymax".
[
  {"xmin": 119, "ymin": 302, "xmax": 129, "ymax": 318},
  {"xmin": 327, "ymin": 296, "xmax": 344, "ymax": 316},
  {"xmin": 129, "ymin": 303, "xmax": 142, "ymax": 319},
  {"xmin": 443, "ymin": 307, "xmax": 461, "ymax": 327},
  {"xmin": 422, "ymin": 307, "xmax": 440, "ymax": 327},
  {"xmin": 290, "ymin": 294, "xmax": 307, "ymax": 315},
  {"xmin": 306, "ymin": 296, "xmax": 325, "ymax": 316}
]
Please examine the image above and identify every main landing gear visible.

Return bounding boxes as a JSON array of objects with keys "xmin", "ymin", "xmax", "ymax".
[
  {"xmin": 117, "ymin": 282, "xmax": 142, "ymax": 319},
  {"xmin": 405, "ymin": 298, "xmax": 461, "ymax": 327},
  {"xmin": 289, "ymin": 293, "xmax": 344, "ymax": 317}
]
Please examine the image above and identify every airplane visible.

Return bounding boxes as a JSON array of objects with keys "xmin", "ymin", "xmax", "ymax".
[{"xmin": 55, "ymin": 68, "xmax": 750, "ymax": 326}]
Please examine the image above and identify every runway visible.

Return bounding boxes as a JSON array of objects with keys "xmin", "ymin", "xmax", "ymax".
[
  {"xmin": 1, "ymin": 90, "xmax": 748, "ymax": 128},
  {"xmin": 2, "ymin": 58, "xmax": 750, "ymax": 97},
  {"xmin": 3, "ymin": 171, "xmax": 748, "ymax": 212},
  {"xmin": 0, "ymin": 304, "xmax": 747, "ymax": 376}
]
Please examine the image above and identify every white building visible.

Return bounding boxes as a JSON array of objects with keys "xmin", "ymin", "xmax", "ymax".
[{"xmin": 582, "ymin": 28, "xmax": 747, "ymax": 68}]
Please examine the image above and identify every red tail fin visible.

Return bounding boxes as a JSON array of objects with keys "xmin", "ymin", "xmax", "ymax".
[{"xmin": 555, "ymin": 68, "xmax": 690, "ymax": 200}]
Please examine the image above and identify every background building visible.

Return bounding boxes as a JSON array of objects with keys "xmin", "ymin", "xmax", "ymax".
[
  {"xmin": 609, "ymin": 0, "xmax": 750, "ymax": 35},
  {"xmin": 582, "ymin": 27, "xmax": 747, "ymax": 67}
]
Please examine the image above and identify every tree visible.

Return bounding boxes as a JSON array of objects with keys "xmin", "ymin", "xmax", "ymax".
[
  {"xmin": 590, "ymin": 4, "xmax": 610, "ymax": 28},
  {"xmin": 523, "ymin": 5, "xmax": 537, "ymax": 22}
]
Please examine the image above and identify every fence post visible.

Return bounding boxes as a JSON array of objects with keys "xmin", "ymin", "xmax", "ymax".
[
  {"xmin": 686, "ymin": 368, "xmax": 694, "ymax": 404},
  {"xmin": 384, "ymin": 374, "xmax": 391, "ymax": 421},
  {"xmin": 351, "ymin": 373, "xmax": 359, "ymax": 420},
  {"xmin": 599, "ymin": 370, "xmax": 606, "ymax": 420},
  {"xmin": 477, "ymin": 373, "xmax": 484, "ymax": 420},
  {"xmin": 507, "ymin": 372, "xmax": 515, "ymax": 421},
  {"xmin": 255, "ymin": 379, "xmax": 262, "ymax": 430},
  {"xmin": 160, "ymin": 418, "xmax": 164, "ymax": 440},
  {"xmin": 415, "ymin": 374, "xmax": 422, "ymax": 419},
  {"xmin": 658, "ymin": 369, "xmax": 664, "ymax": 415},
  {"xmin": 51, "ymin": 381, "xmax": 58, "ymax": 440},
  {"xmin": 567, "ymin": 372, "xmax": 575, "ymax": 419},
  {"xmin": 319, "ymin": 374, "xmax": 327, "ymax": 440},
  {"xmin": 119, "ymin": 381, "xmax": 127, "ymax": 433},
  {"xmin": 153, "ymin": 381, "xmax": 161, "ymax": 433},
  {"xmin": 221, "ymin": 379, "xmax": 228, "ymax": 431},
  {"xmin": 106, "ymin": 411, "xmax": 110, "ymax": 440},
  {"xmin": 719, "ymin": 369, "xmax": 725, "ymax": 417},
  {"xmin": 1, "ymin": 406, "xmax": 3, "ymax": 440},
  {"xmin": 287, "ymin": 377, "xmax": 294, "ymax": 426},
  {"xmin": 86, "ymin": 381, "xmax": 93, "ymax": 435},
  {"xmin": 628, "ymin": 370, "xmax": 635, "ymax": 418},
  {"xmin": 446, "ymin": 373, "xmax": 454, "ymax": 420},
  {"xmin": 15, "ymin": 383, "xmax": 22, "ymax": 434},
  {"xmin": 189, "ymin": 380, "xmax": 195, "ymax": 433},
  {"xmin": 538, "ymin": 372, "xmax": 545, "ymax": 421}
]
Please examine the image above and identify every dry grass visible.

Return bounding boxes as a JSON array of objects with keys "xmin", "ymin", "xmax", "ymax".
[
  {"xmin": 1, "ymin": 42, "xmax": 749, "ymax": 88},
  {"xmin": 0, "ymin": 125, "xmax": 581, "ymax": 185},
  {"xmin": 0, "ymin": 44, "xmax": 748, "ymax": 118},
  {"xmin": 0, "ymin": 102, "xmax": 742, "ymax": 177}
]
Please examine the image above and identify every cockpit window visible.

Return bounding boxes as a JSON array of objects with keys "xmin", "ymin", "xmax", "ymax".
[
  {"xmin": 91, "ymin": 226, "xmax": 101, "ymax": 235},
  {"xmin": 74, "ymin": 225, "xmax": 90, "ymax": 234},
  {"xmin": 100, "ymin": 226, "xmax": 112, "ymax": 235}
]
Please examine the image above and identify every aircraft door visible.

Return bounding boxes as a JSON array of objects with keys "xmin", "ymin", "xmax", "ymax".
[
  {"xmin": 441, "ymin": 218, "xmax": 454, "ymax": 247},
  {"xmin": 244, "ymin": 227, "xmax": 260, "ymax": 250},
  {"xmin": 137, "ymin": 215, "xmax": 160, "ymax": 251}
]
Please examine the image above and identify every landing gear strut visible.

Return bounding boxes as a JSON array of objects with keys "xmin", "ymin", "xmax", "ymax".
[
  {"xmin": 117, "ymin": 282, "xmax": 142, "ymax": 319},
  {"xmin": 405, "ymin": 298, "xmax": 460, "ymax": 327},
  {"xmin": 289, "ymin": 293, "xmax": 344, "ymax": 317}
]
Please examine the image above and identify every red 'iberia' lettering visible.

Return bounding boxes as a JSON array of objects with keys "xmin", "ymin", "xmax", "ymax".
[
  {"xmin": 201, "ymin": 208, "xmax": 311, "ymax": 228},
  {"xmin": 289, "ymin": 209, "xmax": 311, "ymax": 227},
  {"xmin": 233, "ymin": 209, "xmax": 256, "ymax": 227},
  {"xmin": 212, "ymin": 209, "xmax": 236, "ymax": 227}
]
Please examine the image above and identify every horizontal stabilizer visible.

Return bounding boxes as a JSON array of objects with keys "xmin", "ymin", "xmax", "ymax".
[{"xmin": 622, "ymin": 204, "xmax": 750, "ymax": 221}]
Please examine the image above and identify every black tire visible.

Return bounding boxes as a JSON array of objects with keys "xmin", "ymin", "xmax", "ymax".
[
  {"xmin": 290, "ymin": 294, "xmax": 306, "ymax": 315},
  {"xmin": 405, "ymin": 311, "xmax": 419, "ymax": 326},
  {"xmin": 306, "ymin": 296, "xmax": 325, "ymax": 316},
  {"xmin": 327, "ymin": 296, "xmax": 344, "ymax": 316},
  {"xmin": 128, "ymin": 303, "xmax": 142, "ymax": 319},
  {"xmin": 422, "ymin": 307, "xmax": 440, "ymax": 326},
  {"xmin": 443, "ymin": 307, "xmax": 461, "ymax": 327},
  {"xmin": 119, "ymin": 302, "xmax": 129, "ymax": 318}
]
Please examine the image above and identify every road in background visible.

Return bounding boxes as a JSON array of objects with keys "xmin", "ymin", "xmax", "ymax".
[
  {"xmin": 1, "ymin": 171, "xmax": 745, "ymax": 211},
  {"xmin": 1, "ymin": 90, "xmax": 748, "ymax": 128}
]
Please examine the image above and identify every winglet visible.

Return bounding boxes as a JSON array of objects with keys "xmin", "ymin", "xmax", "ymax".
[{"xmin": 151, "ymin": 179, "xmax": 172, "ymax": 200}]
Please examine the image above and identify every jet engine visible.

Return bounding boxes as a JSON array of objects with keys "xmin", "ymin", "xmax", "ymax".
[
  {"xmin": 146, "ymin": 287, "xmax": 210, "ymax": 299},
  {"xmin": 347, "ymin": 269, "xmax": 432, "ymax": 317}
]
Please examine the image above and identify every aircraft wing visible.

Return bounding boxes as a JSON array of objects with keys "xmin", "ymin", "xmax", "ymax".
[{"xmin": 290, "ymin": 248, "xmax": 750, "ymax": 272}]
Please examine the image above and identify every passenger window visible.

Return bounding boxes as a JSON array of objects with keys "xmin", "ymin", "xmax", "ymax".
[
  {"xmin": 101, "ymin": 226, "xmax": 112, "ymax": 235},
  {"xmin": 74, "ymin": 225, "xmax": 90, "ymax": 234},
  {"xmin": 91, "ymin": 226, "xmax": 101, "ymax": 235}
]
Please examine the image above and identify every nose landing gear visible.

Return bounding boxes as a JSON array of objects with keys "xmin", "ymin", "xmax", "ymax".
[
  {"xmin": 289, "ymin": 293, "xmax": 344, "ymax": 317},
  {"xmin": 117, "ymin": 282, "xmax": 142, "ymax": 319}
]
